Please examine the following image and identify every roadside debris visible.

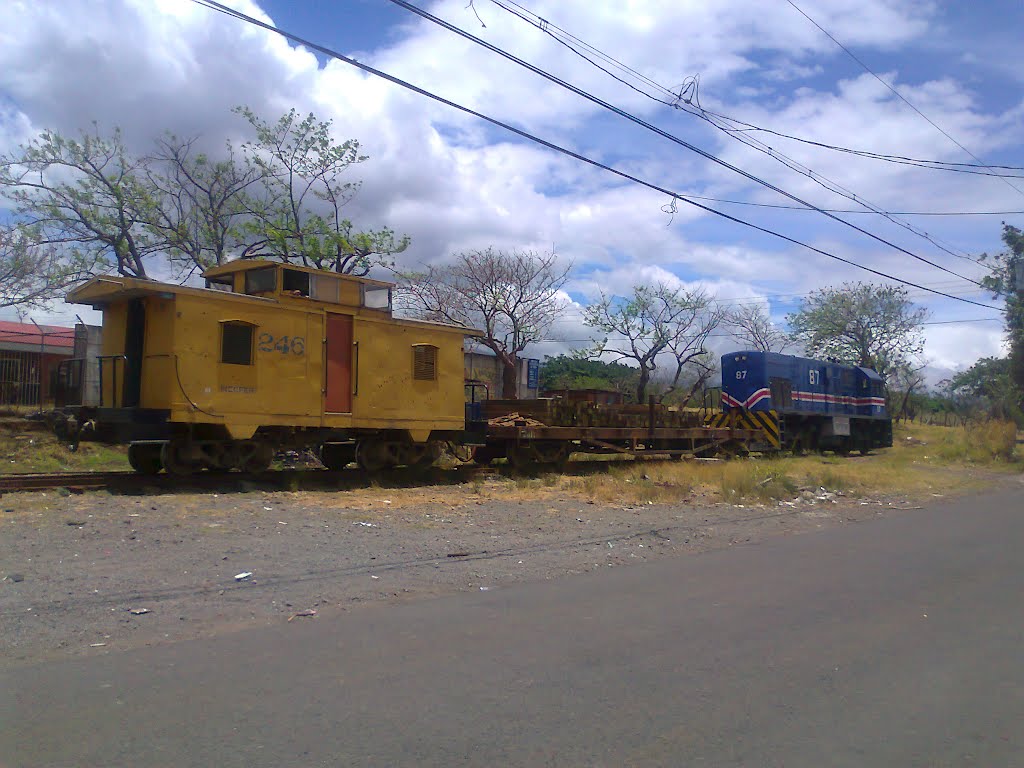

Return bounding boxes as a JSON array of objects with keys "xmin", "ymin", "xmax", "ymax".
[
  {"xmin": 234, "ymin": 572, "xmax": 253, "ymax": 581},
  {"xmin": 288, "ymin": 609, "xmax": 317, "ymax": 621},
  {"xmin": 353, "ymin": 522, "xmax": 377, "ymax": 527},
  {"xmin": 128, "ymin": 608, "xmax": 150, "ymax": 615}
]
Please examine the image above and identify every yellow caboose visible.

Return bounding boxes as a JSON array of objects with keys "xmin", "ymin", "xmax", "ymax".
[{"xmin": 55, "ymin": 260, "xmax": 478, "ymax": 474}]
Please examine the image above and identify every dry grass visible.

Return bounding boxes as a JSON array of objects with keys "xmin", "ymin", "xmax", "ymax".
[{"xmin": 560, "ymin": 421, "xmax": 1021, "ymax": 506}]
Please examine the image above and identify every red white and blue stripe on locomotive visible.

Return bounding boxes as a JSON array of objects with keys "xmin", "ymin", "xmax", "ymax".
[{"xmin": 720, "ymin": 351, "xmax": 888, "ymax": 419}]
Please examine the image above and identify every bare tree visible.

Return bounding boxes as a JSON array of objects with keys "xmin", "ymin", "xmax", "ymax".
[
  {"xmin": 0, "ymin": 124, "xmax": 157, "ymax": 277},
  {"xmin": 728, "ymin": 303, "xmax": 791, "ymax": 352},
  {"xmin": 0, "ymin": 224, "xmax": 95, "ymax": 310},
  {"xmin": 583, "ymin": 283, "xmax": 724, "ymax": 403},
  {"xmin": 888, "ymin": 361, "xmax": 928, "ymax": 422},
  {"xmin": 401, "ymin": 248, "xmax": 569, "ymax": 398}
]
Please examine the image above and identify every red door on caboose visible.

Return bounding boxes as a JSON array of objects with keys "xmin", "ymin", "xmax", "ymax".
[{"xmin": 325, "ymin": 313, "xmax": 353, "ymax": 413}]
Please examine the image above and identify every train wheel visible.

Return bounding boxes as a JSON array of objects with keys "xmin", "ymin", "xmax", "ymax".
[
  {"xmin": 533, "ymin": 441, "xmax": 570, "ymax": 469},
  {"xmin": 411, "ymin": 441, "xmax": 444, "ymax": 469},
  {"xmin": 240, "ymin": 441, "xmax": 274, "ymax": 473},
  {"xmin": 356, "ymin": 438, "xmax": 396, "ymax": 472},
  {"xmin": 505, "ymin": 444, "xmax": 537, "ymax": 472},
  {"xmin": 161, "ymin": 440, "xmax": 199, "ymax": 476},
  {"xmin": 128, "ymin": 443, "xmax": 163, "ymax": 475}
]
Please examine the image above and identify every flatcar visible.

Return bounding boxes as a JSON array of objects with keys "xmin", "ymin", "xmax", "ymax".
[
  {"xmin": 711, "ymin": 350, "xmax": 892, "ymax": 454},
  {"xmin": 50, "ymin": 260, "xmax": 476, "ymax": 474}
]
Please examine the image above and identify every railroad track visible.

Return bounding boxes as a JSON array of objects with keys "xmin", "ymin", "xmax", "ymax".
[{"xmin": 0, "ymin": 465, "xmax": 496, "ymax": 494}]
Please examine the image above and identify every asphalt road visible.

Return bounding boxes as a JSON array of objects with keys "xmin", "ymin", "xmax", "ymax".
[{"xmin": 3, "ymin": 485, "xmax": 1023, "ymax": 768}]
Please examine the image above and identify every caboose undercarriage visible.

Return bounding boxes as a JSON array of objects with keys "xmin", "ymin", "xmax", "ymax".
[{"xmin": 48, "ymin": 405, "xmax": 475, "ymax": 475}]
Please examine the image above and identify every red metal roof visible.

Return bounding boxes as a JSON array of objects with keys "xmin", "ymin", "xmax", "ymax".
[{"xmin": 0, "ymin": 320, "xmax": 76, "ymax": 349}]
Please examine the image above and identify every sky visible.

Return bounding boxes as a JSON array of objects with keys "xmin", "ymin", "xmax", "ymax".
[{"xmin": 1, "ymin": 0, "xmax": 1022, "ymax": 380}]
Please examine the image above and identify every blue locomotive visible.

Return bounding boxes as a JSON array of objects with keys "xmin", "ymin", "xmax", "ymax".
[{"xmin": 717, "ymin": 351, "xmax": 892, "ymax": 454}]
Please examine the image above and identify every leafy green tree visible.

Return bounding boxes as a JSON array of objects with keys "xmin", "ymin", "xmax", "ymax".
[
  {"xmin": 786, "ymin": 283, "xmax": 928, "ymax": 381},
  {"xmin": 0, "ymin": 108, "xmax": 407, "ymax": 280},
  {"xmin": 583, "ymin": 283, "xmax": 723, "ymax": 403},
  {"xmin": 946, "ymin": 356, "xmax": 1023, "ymax": 423},
  {"xmin": 0, "ymin": 124, "xmax": 157, "ymax": 277},
  {"xmin": 0, "ymin": 224, "xmax": 95, "ymax": 310},
  {"xmin": 980, "ymin": 224, "xmax": 1024, "ymax": 405},
  {"xmin": 539, "ymin": 355, "xmax": 640, "ymax": 397},
  {"xmin": 237, "ymin": 107, "xmax": 409, "ymax": 275}
]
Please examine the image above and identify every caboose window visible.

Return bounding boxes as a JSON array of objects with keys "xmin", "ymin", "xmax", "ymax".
[
  {"xmin": 412, "ymin": 344, "xmax": 438, "ymax": 381},
  {"xmin": 282, "ymin": 269, "xmax": 310, "ymax": 297},
  {"xmin": 244, "ymin": 267, "xmax": 277, "ymax": 295},
  {"xmin": 362, "ymin": 285, "xmax": 392, "ymax": 311},
  {"xmin": 221, "ymin": 322, "xmax": 255, "ymax": 366}
]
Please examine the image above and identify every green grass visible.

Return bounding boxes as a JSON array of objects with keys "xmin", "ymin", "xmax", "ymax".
[{"xmin": 0, "ymin": 427, "xmax": 128, "ymax": 473}]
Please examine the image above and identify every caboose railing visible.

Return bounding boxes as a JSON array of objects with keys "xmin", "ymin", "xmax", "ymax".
[{"xmin": 96, "ymin": 355, "xmax": 127, "ymax": 408}]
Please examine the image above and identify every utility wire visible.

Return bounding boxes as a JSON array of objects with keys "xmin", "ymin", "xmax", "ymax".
[
  {"xmin": 191, "ymin": 0, "xmax": 997, "ymax": 310},
  {"xmin": 492, "ymin": 0, "xmax": 1024, "ymax": 176},
  {"xmin": 388, "ymin": 0, "xmax": 985, "ymax": 287},
  {"xmin": 488, "ymin": 0, "xmax": 991, "ymax": 271},
  {"xmin": 783, "ymin": 0, "xmax": 1024, "ymax": 200},
  {"xmin": 533, "ymin": 316, "xmax": 1005, "ymax": 345}
]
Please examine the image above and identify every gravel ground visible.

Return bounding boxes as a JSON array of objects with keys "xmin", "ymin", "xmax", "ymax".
[{"xmin": 0, "ymin": 471, "xmax": 1005, "ymax": 666}]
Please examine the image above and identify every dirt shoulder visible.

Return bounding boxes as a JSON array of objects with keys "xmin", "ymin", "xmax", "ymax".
[{"xmin": 3, "ymin": 461, "xmax": 1019, "ymax": 667}]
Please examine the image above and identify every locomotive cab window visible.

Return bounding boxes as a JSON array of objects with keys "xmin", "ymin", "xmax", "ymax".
[
  {"xmin": 412, "ymin": 344, "xmax": 438, "ymax": 381},
  {"xmin": 221, "ymin": 321, "xmax": 255, "ymax": 366},
  {"xmin": 244, "ymin": 267, "xmax": 277, "ymax": 295},
  {"xmin": 282, "ymin": 269, "xmax": 310, "ymax": 297}
]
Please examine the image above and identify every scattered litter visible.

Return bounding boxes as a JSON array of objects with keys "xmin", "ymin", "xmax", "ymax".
[
  {"xmin": 66, "ymin": 520, "xmax": 87, "ymax": 526},
  {"xmin": 128, "ymin": 608, "xmax": 150, "ymax": 615},
  {"xmin": 370, "ymin": 575, "xmax": 379, "ymax": 579},
  {"xmin": 288, "ymin": 609, "xmax": 317, "ymax": 622},
  {"xmin": 277, "ymin": 521, "xmax": 287, "ymax": 525},
  {"xmin": 89, "ymin": 642, "xmax": 107, "ymax": 647},
  {"xmin": 353, "ymin": 522, "xmax": 378, "ymax": 527},
  {"xmin": 263, "ymin": 507, "xmax": 273, "ymax": 511},
  {"xmin": 479, "ymin": 586, "xmax": 490, "ymax": 591},
  {"xmin": 382, "ymin": 500, "xmax": 392, "ymax": 505},
  {"xmin": 234, "ymin": 572, "xmax": 253, "ymax": 581},
  {"xmin": 127, "ymin": 513, "xmax": 139, "ymax": 517}
]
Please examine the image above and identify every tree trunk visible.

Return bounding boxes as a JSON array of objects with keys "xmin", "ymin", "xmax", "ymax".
[
  {"xmin": 635, "ymin": 368, "xmax": 650, "ymax": 404},
  {"xmin": 500, "ymin": 356, "xmax": 519, "ymax": 399}
]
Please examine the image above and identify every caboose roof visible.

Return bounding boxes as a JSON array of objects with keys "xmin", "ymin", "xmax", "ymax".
[
  {"xmin": 201, "ymin": 259, "xmax": 394, "ymax": 288},
  {"xmin": 65, "ymin": 275, "xmax": 482, "ymax": 336}
]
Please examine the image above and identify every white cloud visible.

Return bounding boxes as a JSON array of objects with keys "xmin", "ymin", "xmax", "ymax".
[{"xmin": 0, "ymin": 0, "xmax": 1019, "ymax": 375}]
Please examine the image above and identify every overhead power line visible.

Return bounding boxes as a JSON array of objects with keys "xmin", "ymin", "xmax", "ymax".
[
  {"xmin": 385, "ymin": 0, "xmax": 986, "ymax": 287},
  {"xmin": 486, "ymin": 0, "xmax": 992, "ymax": 271},
  {"xmin": 783, "ymin": 0, "xmax": 1024, "ymax": 200},
  {"xmin": 492, "ymin": 0, "xmax": 1024, "ymax": 177},
  {"xmin": 191, "ymin": 0, "xmax": 998, "ymax": 310}
]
